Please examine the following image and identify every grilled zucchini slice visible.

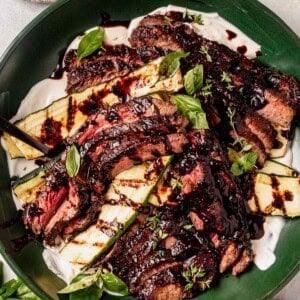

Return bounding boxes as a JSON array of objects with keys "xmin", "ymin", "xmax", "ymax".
[
  {"xmin": 59, "ymin": 156, "xmax": 172, "ymax": 273},
  {"xmin": 5, "ymin": 58, "xmax": 183, "ymax": 160},
  {"xmin": 12, "ymin": 157, "xmax": 59, "ymax": 203},
  {"xmin": 248, "ymin": 173, "xmax": 300, "ymax": 217},
  {"xmin": 248, "ymin": 160, "xmax": 300, "ymax": 217}
]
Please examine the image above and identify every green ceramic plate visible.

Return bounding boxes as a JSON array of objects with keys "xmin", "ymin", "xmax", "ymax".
[{"xmin": 0, "ymin": 0, "xmax": 299, "ymax": 299}]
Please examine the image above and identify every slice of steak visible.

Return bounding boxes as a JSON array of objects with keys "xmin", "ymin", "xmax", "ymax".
[
  {"xmin": 129, "ymin": 14, "xmax": 201, "ymax": 53},
  {"xmin": 242, "ymin": 112, "xmax": 276, "ymax": 152},
  {"xmin": 85, "ymin": 114, "xmax": 188, "ymax": 162},
  {"xmin": 23, "ymin": 185, "xmax": 68, "ymax": 235},
  {"xmin": 257, "ymin": 89, "xmax": 295, "ymax": 128},
  {"xmin": 22, "ymin": 160, "xmax": 69, "ymax": 235},
  {"xmin": 43, "ymin": 179, "xmax": 90, "ymax": 245},
  {"xmin": 61, "ymin": 193, "xmax": 104, "ymax": 242},
  {"xmin": 73, "ymin": 96, "xmax": 179, "ymax": 146},
  {"xmin": 64, "ymin": 44, "xmax": 162, "ymax": 93},
  {"xmin": 88, "ymin": 133, "xmax": 188, "ymax": 194},
  {"xmin": 233, "ymin": 124, "xmax": 267, "ymax": 165}
]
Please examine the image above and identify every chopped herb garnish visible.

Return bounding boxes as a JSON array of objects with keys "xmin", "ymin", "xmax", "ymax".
[
  {"xmin": 182, "ymin": 265, "xmax": 207, "ymax": 291},
  {"xmin": 164, "ymin": 16, "xmax": 172, "ymax": 25},
  {"xmin": 147, "ymin": 213, "xmax": 161, "ymax": 230},
  {"xmin": 221, "ymin": 71, "xmax": 235, "ymax": 91},
  {"xmin": 158, "ymin": 229, "xmax": 168, "ymax": 239},
  {"xmin": 201, "ymin": 79, "xmax": 213, "ymax": 96},
  {"xmin": 192, "ymin": 14, "xmax": 204, "ymax": 25},
  {"xmin": 183, "ymin": 224, "xmax": 194, "ymax": 230},
  {"xmin": 77, "ymin": 27, "xmax": 104, "ymax": 60},
  {"xmin": 227, "ymin": 108, "xmax": 258, "ymax": 176},
  {"xmin": 170, "ymin": 177, "xmax": 183, "ymax": 190},
  {"xmin": 184, "ymin": 64, "xmax": 204, "ymax": 96},
  {"xmin": 183, "ymin": 9, "xmax": 204, "ymax": 25},
  {"xmin": 199, "ymin": 45, "xmax": 212, "ymax": 62}
]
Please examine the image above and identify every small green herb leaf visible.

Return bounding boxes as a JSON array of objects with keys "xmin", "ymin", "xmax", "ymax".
[
  {"xmin": 183, "ymin": 10, "xmax": 204, "ymax": 25},
  {"xmin": 184, "ymin": 64, "xmax": 204, "ymax": 96},
  {"xmin": 193, "ymin": 14, "xmax": 204, "ymax": 25},
  {"xmin": 184, "ymin": 282, "xmax": 194, "ymax": 291},
  {"xmin": 158, "ymin": 52, "xmax": 188, "ymax": 81},
  {"xmin": 242, "ymin": 144, "xmax": 253, "ymax": 152},
  {"xmin": 16, "ymin": 282, "xmax": 40, "ymax": 299},
  {"xmin": 147, "ymin": 213, "xmax": 161, "ymax": 230},
  {"xmin": 66, "ymin": 145, "xmax": 81, "ymax": 177},
  {"xmin": 221, "ymin": 72, "xmax": 235, "ymax": 91},
  {"xmin": 101, "ymin": 272, "xmax": 128, "ymax": 296},
  {"xmin": 77, "ymin": 27, "xmax": 104, "ymax": 60},
  {"xmin": 183, "ymin": 224, "xmax": 194, "ymax": 230},
  {"xmin": 239, "ymin": 151, "xmax": 258, "ymax": 171},
  {"xmin": 158, "ymin": 229, "xmax": 168, "ymax": 240},
  {"xmin": 0, "ymin": 279, "xmax": 22, "ymax": 298},
  {"xmin": 170, "ymin": 178, "xmax": 182, "ymax": 190},
  {"xmin": 221, "ymin": 71, "xmax": 231, "ymax": 83},
  {"xmin": 172, "ymin": 95, "xmax": 209, "ymax": 129},
  {"xmin": 58, "ymin": 273, "xmax": 98, "ymax": 294},
  {"xmin": 199, "ymin": 46, "xmax": 212, "ymax": 62},
  {"xmin": 201, "ymin": 79, "xmax": 213, "ymax": 96},
  {"xmin": 182, "ymin": 265, "xmax": 207, "ymax": 291},
  {"xmin": 164, "ymin": 16, "xmax": 172, "ymax": 25},
  {"xmin": 69, "ymin": 284, "xmax": 103, "ymax": 300},
  {"xmin": 230, "ymin": 150, "xmax": 258, "ymax": 176}
]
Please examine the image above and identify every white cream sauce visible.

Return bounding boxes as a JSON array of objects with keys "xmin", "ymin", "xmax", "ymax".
[{"xmin": 1, "ymin": 5, "xmax": 294, "ymax": 282}]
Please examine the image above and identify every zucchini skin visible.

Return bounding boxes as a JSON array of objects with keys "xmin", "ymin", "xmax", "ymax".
[
  {"xmin": 258, "ymin": 159, "xmax": 299, "ymax": 177},
  {"xmin": 248, "ymin": 160, "xmax": 300, "ymax": 217}
]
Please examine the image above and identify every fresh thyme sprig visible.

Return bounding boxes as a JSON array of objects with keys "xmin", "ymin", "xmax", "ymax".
[
  {"xmin": 221, "ymin": 71, "xmax": 235, "ymax": 91},
  {"xmin": 199, "ymin": 45, "xmax": 212, "ymax": 62},
  {"xmin": 227, "ymin": 108, "xmax": 258, "ymax": 176},
  {"xmin": 181, "ymin": 265, "xmax": 211, "ymax": 291}
]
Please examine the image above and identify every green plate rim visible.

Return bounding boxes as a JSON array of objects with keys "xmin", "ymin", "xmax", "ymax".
[{"xmin": 0, "ymin": 0, "xmax": 299, "ymax": 299}]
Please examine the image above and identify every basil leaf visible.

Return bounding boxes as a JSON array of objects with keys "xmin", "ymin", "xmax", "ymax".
[
  {"xmin": 101, "ymin": 272, "xmax": 128, "ymax": 296},
  {"xmin": 172, "ymin": 94, "xmax": 209, "ymax": 129},
  {"xmin": 16, "ymin": 282, "xmax": 40, "ymax": 299},
  {"xmin": 66, "ymin": 145, "xmax": 81, "ymax": 177},
  {"xmin": 230, "ymin": 161, "xmax": 244, "ymax": 176},
  {"xmin": 158, "ymin": 52, "xmax": 187, "ymax": 81},
  {"xmin": 184, "ymin": 64, "xmax": 204, "ymax": 95},
  {"xmin": 58, "ymin": 273, "xmax": 97, "ymax": 294},
  {"xmin": 69, "ymin": 284, "xmax": 103, "ymax": 300},
  {"xmin": 188, "ymin": 110, "xmax": 209, "ymax": 129},
  {"xmin": 77, "ymin": 27, "xmax": 104, "ymax": 60},
  {"xmin": 0, "ymin": 279, "xmax": 22, "ymax": 297}
]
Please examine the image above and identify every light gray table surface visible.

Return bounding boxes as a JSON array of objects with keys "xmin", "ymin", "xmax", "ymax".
[{"xmin": 0, "ymin": 0, "xmax": 299, "ymax": 299}]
